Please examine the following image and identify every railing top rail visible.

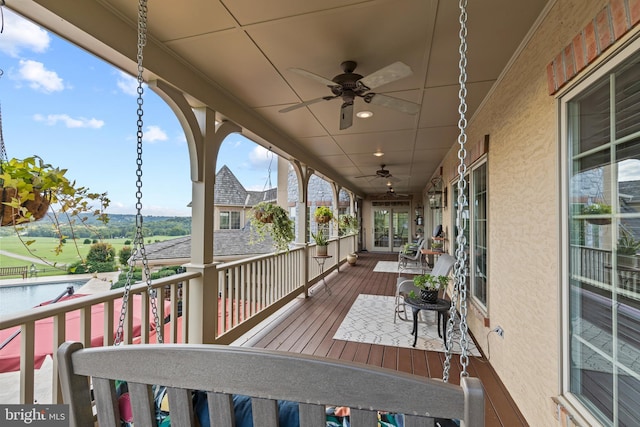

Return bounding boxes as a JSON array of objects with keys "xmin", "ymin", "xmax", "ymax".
[
  {"xmin": 0, "ymin": 271, "xmax": 200, "ymax": 329},
  {"xmin": 216, "ymin": 245, "xmax": 305, "ymax": 269}
]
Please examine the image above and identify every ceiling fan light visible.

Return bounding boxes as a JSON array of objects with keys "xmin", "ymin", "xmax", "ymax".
[
  {"xmin": 373, "ymin": 151, "xmax": 384, "ymax": 157},
  {"xmin": 356, "ymin": 111, "xmax": 373, "ymax": 118}
]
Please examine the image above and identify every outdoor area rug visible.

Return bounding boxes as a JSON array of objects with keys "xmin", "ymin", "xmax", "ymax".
[
  {"xmin": 333, "ymin": 294, "xmax": 481, "ymax": 356},
  {"xmin": 373, "ymin": 260, "xmax": 426, "ymax": 275}
]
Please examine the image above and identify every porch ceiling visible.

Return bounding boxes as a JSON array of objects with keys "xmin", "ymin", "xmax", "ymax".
[{"xmin": 10, "ymin": 0, "xmax": 548, "ymax": 198}]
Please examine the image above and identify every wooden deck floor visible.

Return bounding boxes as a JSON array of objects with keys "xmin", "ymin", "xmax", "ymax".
[{"xmin": 241, "ymin": 252, "xmax": 528, "ymax": 427}]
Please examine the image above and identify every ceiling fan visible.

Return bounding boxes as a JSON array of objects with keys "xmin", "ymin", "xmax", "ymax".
[
  {"xmin": 279, "ymin": 60, "xmax": 420, "ymax": 130},
  {"xmin": 386, "ymin": 187, "xmax": 409, "ymax": 198},
  {"xmin": 354, "ymin": 164, "xmax": 400, "ymax": 182}
]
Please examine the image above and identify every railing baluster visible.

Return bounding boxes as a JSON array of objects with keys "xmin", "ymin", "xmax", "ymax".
[
  {"xmin": 20, "ymin": 321, "xmax": 35, "ymax": 404},
  {"xmin": 52, "ymin": 312, "xmax": 66, "ymax": 403}
]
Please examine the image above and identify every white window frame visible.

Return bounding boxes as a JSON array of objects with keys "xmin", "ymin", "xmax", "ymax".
[
  {"xmin": 452, "ymin": 156, "xmax": 489, "ymax": 312},
  {"xmin": 219, "ymin": 210, "xmax": 241, "ymax": 230},
  {"xmin": 559, "ymin": 36, "xmax": 640, "ymax": 426}
]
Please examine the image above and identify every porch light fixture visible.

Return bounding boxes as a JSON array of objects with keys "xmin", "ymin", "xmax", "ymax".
[{"xmin": 356, "ymin": 110, "xmax": 373, "ymax": 118}]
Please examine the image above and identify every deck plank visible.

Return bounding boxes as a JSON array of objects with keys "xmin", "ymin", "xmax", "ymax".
[{"xmin": 246, "ymin": 252, "xmax": 528, "ymax": 426}]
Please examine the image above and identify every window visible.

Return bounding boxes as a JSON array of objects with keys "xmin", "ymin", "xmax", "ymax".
[
  {"xmin": 219, "ymin": 211, "xmax": 241, "ymax": 229},
  {"xmin": 563, "ymin": 46, "xmax": 640, "ymax": 426},
  {"xmin": 452, "ymin": 160, "xmax": 488, "ymax": 308}
]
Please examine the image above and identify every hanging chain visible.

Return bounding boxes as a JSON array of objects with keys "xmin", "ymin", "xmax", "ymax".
[
  {"xmin": 115, "ymin": 0, "xmax": 163, "ymax": 345},
  {"xmin": 443, "ymin": 0, "xmax": 469, "ymax": 383}
]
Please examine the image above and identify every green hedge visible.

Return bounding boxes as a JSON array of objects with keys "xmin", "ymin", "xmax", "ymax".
[{"xmin": 110, "ymin": 265, "xmax": 184, "ymax": 289}]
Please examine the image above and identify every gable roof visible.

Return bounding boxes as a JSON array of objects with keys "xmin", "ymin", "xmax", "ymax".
[{"xmin": 214, "ymin": 165, "xmax": 276, "ymax": 206}]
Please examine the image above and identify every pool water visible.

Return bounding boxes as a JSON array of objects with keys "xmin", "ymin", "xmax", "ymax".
[{"xmin": 0, "ymin": 281, "xmax": 86, "ymax": 317}]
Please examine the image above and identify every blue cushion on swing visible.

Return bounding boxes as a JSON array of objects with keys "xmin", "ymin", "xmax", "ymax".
[{"xmin": 194, "ymin": 392, "xmax": 299, "ymax": 427}]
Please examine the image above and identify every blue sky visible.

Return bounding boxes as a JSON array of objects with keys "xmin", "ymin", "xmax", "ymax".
[{"xmin": 0, "ymin": 9, "xmax": 274, "ymax": 217}]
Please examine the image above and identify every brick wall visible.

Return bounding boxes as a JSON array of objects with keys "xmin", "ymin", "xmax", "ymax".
[{"xmin": 547, "ymin": 0, "xmax": 640, "ymax": 94}]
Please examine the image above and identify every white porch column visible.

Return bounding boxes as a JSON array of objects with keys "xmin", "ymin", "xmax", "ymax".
[
  {"xmin": 331, "ymin": 182, "xmax": 341, "ymax": 264},
  {"xmin": 187, "ymin": 116, "xmax": 241, "ymax": 343},
  {"xmin": 151, "ymin": 81, "xmax": 241, "ymax": 344},
  {"xmin": 291, "ymin": 160, "xmax": 313, "ymax": 297}
]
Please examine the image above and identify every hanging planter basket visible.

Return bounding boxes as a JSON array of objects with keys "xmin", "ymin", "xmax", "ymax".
[
  {"xmin": 254, "ymin": 210, "xmax": 274, "ymax": 224},
  {"xmin": 0, "ymin": 187, "xmax": 51, "ymax": 226},
  {"xmin": 585, "ymin": 218, "xmax": 611, "ymax": 225},
  {"xmin": 315, "ymin": 215, "xmax": 331, "ymax": 224}
]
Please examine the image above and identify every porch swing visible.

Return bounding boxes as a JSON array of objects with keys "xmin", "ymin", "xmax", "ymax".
[{"xmin": 56, "ymin": 0, "xmax": 484, "ymax": 426}]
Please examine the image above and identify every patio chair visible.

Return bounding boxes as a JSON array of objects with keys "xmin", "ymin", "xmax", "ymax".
[
  {"xmin": 398, "ymin": 238, "xmax": 425, "ymax": 272},
  {"xmin": 394, "ymin": 253, "xmax": 456, "ymax": 323}
]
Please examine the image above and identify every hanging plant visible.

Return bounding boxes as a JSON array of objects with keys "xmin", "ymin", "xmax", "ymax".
[
  {"xmin": 581, "ymin": 202, "xmax": 612, "ymax": 225},
  {"xmin": 338, "ymin": 214, "xmax": 358, "ymax": 235},
  {"xmin": 0, "ymin": 156, "xmax": 110, "ymax": 257},
  {"xmin": 314, "ymin": 206, "xmax": 333, "ymax": 224},
  {"xmin": 249, "ymin": 201, "xmax": 295, "ymax": 252}
]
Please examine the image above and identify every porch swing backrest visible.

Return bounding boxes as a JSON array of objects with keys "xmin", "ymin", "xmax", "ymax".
[{"xmin": 57, "ymin": 341, "xmax": 485, "ymax": 427}]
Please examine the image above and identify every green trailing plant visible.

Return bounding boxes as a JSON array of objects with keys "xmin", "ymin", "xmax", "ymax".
[
  {"xmin": 581, "ymin": 203, "xmax": 612, "ymax": 215},
  {"xmin": 249, "ymin": 201, "xmax": 295, "ymax": 252},
  {"xmin": 0, "ymin": 155, "xmax": 110, "ymax": 269},
  {"xmin": 314, "ymin": 206, "xmax": 333, "ymax": 223}
]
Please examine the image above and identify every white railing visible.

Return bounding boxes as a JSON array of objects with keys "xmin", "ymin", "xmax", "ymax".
[
  {"xmin": 0, "ymin": 271, "xmax": 199, "ymax": 404},
  {"xmin": 0, "ymin": 234, "xmax": 358, "ymax": 404},
  {"xmin": 216, "ymin": 246, "xmax": 306, "ymax": 339},
  {"xmin": 570, "ymin": 245, "xmax": 640, "ymax": 299}
]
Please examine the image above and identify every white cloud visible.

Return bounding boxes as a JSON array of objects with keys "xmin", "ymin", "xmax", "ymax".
[
  {"xmin": 33, "ymin": 114, "xmax": 105, "ymax": 129},
  {"xmin": 619, "ymin": 159, "xmax": 640, "ymax": 181},
  {"xmin": 144, "ymin": 125, "xmax": 168, "ymax": 143},
  {"xmin": 0, "ymin": 10, "xmax": 50, "ymax": 57},
  {"xmin": 249, "ymin": 145, "xmax": 275, "ymax": 169},
  {"xmin": 116, "ymin": 71, "xmax": 143, "ymax": 96},
  {"xmin": 18, "ymin": 60, "xmax": 64, "ymax": 93}
]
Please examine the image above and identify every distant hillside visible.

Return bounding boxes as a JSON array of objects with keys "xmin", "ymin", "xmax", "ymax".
[{"xmin": 0, "ymin": 214, "xmax": 192, "ymax": 239}]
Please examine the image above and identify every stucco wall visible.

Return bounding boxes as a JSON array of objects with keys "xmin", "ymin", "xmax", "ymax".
[{"xmin": 434, "ymin": 0, "xmax": 637, "ymax": 425}]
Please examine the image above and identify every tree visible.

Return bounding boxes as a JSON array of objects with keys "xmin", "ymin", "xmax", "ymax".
[
  {"xmin": 119, "ymin": 246, "xmax": 132, "ymax": 266},
  {"xmin": 87, "ymin": 242, "xmax": 115, "ymax": 263}
]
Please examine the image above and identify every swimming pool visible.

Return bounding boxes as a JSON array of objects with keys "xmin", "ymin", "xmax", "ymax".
[{"xmin": 0, "ymin": 281, "xmax": 87, "ymax": 317}]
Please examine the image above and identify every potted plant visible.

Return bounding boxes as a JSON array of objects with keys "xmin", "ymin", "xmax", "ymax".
[
  {"xmin": 314, "ymin": 206, "xmax": 333, "ymax": 224},
  {"xmin": 617, "ymin": 230, "xmax": 640, "ymax": 268},
  {"xmin": 311, "ymin": 230, "xmax": 329, "ymax": 256},
  {"xmin": 249, "ymin": 201, "xmax": 295, "ymax": 252},
  {"xmin": 0, "ymin": 155, "xmax": 110, "ymax": 257},
  {"xmin": 409, "ymin": 274, "xmax": 450, "ymax": 303},
  {"xmin": 581, "ymin": 202, "xmax": 612, "ymax": 225}
]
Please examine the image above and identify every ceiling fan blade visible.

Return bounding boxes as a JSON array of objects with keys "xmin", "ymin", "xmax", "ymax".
[
  {"xmin": 289, "ymin": 68, "xmax": 339, "ymax": 88},
  {"xmin": 365, "ymin": 93, "xmax": 420, "ymax": 115},
  {"xmin": 279, "ymin": 97, "xmax": 332, "ymax": 113},
  {"xmin": 340, "ymin": 102, "xmax": 354, "ymax": 130},
  {"xmin": 357, "ymin": 61, "xmax": 412, "ymax": 90}
]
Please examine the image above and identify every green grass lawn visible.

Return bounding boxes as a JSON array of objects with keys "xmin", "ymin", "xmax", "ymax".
[{"xmin": 0, "ymin": 235, "xmax": 177, "ymax": 278}]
